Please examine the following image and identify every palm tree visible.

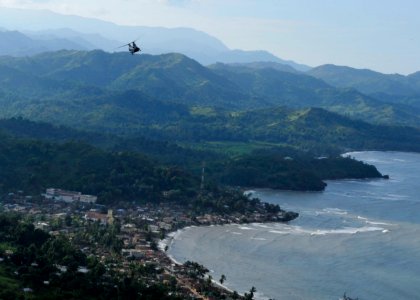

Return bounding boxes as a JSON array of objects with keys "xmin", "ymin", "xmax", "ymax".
[{"xmin": 244, "ymin": 286, "xmax": 257, "ymax": 300}]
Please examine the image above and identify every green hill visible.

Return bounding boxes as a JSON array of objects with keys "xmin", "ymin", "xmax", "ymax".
[
  {"xmin": 1, "ymin": 50, "xmax": 420, "ymax": 155},
  {"xmin": 167, "ymin": 107, "xmax": 420, "ymax": 153},
  {"xmin": 0, "ymin": 117, "xmax": 389, "ymax": 193},
  {"xmin": 307, "ymin": 64, "xmax": 417, "ymax": 96},
  {"xmin": 0, "ymin": 50, "xmax": 252, "ymax": 109},
  {"xmin": 0, "ymin": 133, "xmax": 202, "ymax": 203},
  {"xmin": 1, "ymin": 50, "xmax": 420, "ymax": 127},
  {"xmin": 210, "ymin": 63, "xmax": 420, "ymax": 126},
  {"xmin": 307, "ymin": 64, "xmax": 420, "ymax": 111}
]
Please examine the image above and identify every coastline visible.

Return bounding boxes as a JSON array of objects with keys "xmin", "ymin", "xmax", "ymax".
[
  {"xmin": 158, "ymin": 220, "xmax": 296, "ymax": 299},
  {"xmin": 150, "ymin": 187, "xmax": 299, "ymax": 299},
  {"xmin": 159, "ymin": 151, "xmax": 420, "ymax": 300},
  {"xmin": 158, "ymin": 224, "xmax": 240, "ymax": 297}
]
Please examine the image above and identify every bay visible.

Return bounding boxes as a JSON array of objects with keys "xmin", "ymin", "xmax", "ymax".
[{"xmin": 168, "ymin": 152, "xmax": 420, "ymax": 299}]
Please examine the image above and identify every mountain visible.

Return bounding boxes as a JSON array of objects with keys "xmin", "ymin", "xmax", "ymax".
[
  {"xmin": 0, "ymin": 50, "xmax": 420, "ymax": 166},
  {"xmin": 210, "ymin": 63, "xmax": 420, "ymax": 126},
  {"xmin": 0, "ymin": 30, "xmax": 87, "ymax": 56},
  {"xmin": 1, "ymin": 84, "xmax": 420, "ymax": 154},
  {"xmin": 224, "ymin": 61, "xmax": 300, "ymax": 74},
  {"xmin": 0, "ymin": 50, "xmax": 254, "ymax": 109},
  {"xmin": 24, "ymin": 28, "xmax": 127, "ymax": 52},
  {"xmin": 307, "ymin": 64, "xmax": 420, "ymax": 111},
  {"xmin": 308, "ymin": 64, "xmax": 418, "ymax": 95},
  {"xmin": 0, "ymin": 7, "xmax": 310, "ymax": 70},
  {"xmin": 1, "ymin": 50, "xmax": 420, "ymax": 127},
  {"xmin": 213, "ymin": 51, "xmax": 310, "ymax": 72}
]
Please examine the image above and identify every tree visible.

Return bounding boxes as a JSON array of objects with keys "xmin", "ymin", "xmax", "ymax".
[
  {"xmin": 65, "ymin": 214, "xmax": 72, "ymax": 227},
  {"xmin": 232, "ymin": 291, "xmax": 240, "ymax": 299},
  {"xmin": 206, "ymin": 275, "xmax": 213, "ymax": 288},
  {"xmin": 244, "ymin": 286, "xmax": 257, "ymax": 300}
]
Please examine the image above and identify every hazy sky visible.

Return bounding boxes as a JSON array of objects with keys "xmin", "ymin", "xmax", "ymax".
[{"xmin": 1, "ymin": 0, "xmax": 419, "ymax": 74}]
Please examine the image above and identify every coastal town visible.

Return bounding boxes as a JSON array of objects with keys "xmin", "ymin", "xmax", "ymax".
[{"xmin": 0, "ymin": 188, "xmax": 298, "ymax": 299}]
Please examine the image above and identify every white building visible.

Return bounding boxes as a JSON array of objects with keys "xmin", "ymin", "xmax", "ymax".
[{"xmin": 44, "ymin": 188, "xmax": 97, "ymax": 203}]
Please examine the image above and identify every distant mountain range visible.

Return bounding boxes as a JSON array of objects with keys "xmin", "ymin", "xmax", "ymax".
[
  {"xmin": 0, "ymin": 7, "xmax": 310, "ymax": 71},
  {"xmin": 0, "ymin": 30, "xmax": 87, "ymax": 56},
  {"xmin": 308, "ymin": 64, "xmax": 420, "ymax": 109},
  {"xmin": 0, "ymin": 50, "xmax": 419, "ymax": 128}
]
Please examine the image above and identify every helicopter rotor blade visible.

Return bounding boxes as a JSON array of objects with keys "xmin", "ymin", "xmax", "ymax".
[
  {"xmin": 115, "ymin": 43, "xmax": 130, "ymax": 49},
  {"xmin": 113, "ymin": 36, "xmax": 142, "ymax": 50}
]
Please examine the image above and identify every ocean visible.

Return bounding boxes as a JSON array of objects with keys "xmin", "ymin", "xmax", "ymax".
[{"xmin": 167, "ymin": 152, "xmax": 420, "ymax": 299}]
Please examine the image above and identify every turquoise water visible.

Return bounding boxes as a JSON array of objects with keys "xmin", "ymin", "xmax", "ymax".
[{"xmin": 168, "ymin": 152, "xmax": 420, "ymax": 299}]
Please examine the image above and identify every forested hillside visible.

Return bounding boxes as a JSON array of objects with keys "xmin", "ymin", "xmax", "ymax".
[
  {"xmin": 0, "ymin": 117, "xmax": 387, "ymax": 193},
  {"xmin": 0, "ymin": 133, "xmax": 200, "ymax": 203},
  {"xmin": 0, "ymin": 50, "xmax": 419, "ymax": 126},
  {"xmin": 0, "ymin": 50, "xmax": 417, "ymax": 193}
]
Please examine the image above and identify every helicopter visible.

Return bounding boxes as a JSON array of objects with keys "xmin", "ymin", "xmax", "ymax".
[{"xmin": 117, "ymin": 40, "xmax": 141, "ymax": 55}]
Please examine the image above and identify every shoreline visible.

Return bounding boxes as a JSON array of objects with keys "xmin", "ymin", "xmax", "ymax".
[
  {"xmin": 158, "ymin": 224, "xmax": 241, "ymax": 298},
  {"xmin": 152, "ymin": 189, "xmax": 299, "ymax": 298},
  {"xmin": 157, "ymin": 220, "xmax": 295, "ymax": 299}
]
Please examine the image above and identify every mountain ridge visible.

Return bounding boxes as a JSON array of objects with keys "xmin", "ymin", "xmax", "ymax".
[
  {"xmin": 0, "ymin": 7, "xmax": 310, "ymax": 70},
  {"xmin": 308, "ymin": 64, "xmax": 420, "ymax": 96},
  {"xmin": 1, "ymin": 50, "xmax": 420, "ymax": 127}
]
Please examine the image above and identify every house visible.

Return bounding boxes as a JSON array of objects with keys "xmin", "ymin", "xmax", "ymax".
[
  {"xmin": 148, "ymin": 225, "xmax": 160, "ymax": 233},
  {"xmin": 34, "ymin": 221, "xmax": 51, "ymax": 232},
  {"xmin": 122, "ymin": 249, "xmax": 145, "ymax": 259},
  {"xmin": 158, "ymin": 222, "xmax": 172, "ymax": 231},
  {"xmin": 85, "ymin": 211, "xmax": 109, "ymax": 225}
]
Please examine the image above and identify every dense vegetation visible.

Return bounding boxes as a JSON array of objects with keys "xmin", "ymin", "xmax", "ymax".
[
  {"xmin": 0, "ymin": 123, "xmax": 386, "ymax": 195},
  {"xmin": 0, "ymin": 51, "xmax": 419, "ymax": 156},
  {"xmin": 0, "ymin": 50, "xmax": 413, "ymax": 195},
  {"xmin": 0, "ymin": 133, "xmax": 200, "ymax": 204},
  {"xmin": 0, "ymin": 117, "xmax": 220, "ymax": 166},
  {"xmin": 212, "ymin": 152, "xmax": 385, "ymax": 191},
  {"xmin": 308, "ymin": 64, "xmax": 420, "ymax": 97}
]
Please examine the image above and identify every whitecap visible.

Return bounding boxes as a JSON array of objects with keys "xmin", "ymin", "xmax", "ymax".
[
  {"xmin": 269, "ymin": 230, "xmax": 290, "ymax": 235},
  {"xmin": 366, "ymin": 220, "xmax": 394, "ymax": 226},
  {"xmin": 377, "ymin": 194, "xmax": 409, "ymax": 201},
  {"xmin": 253, "ymin": 224, "xmax": 272, "ymax": 229},
  {"xmin": 309, "ymin": 226, "xmax": 384, "ymax": 235},
  {"xmin": 321, "ymin": 208, "xmax": 348, "ymax": 215},
  {"xmin": 238, "ymin": 226, "xmax": 255, "ymax": 230},
  {"xmin": 231, "ymin": 232, "xmax": 243, "ymax": 235}
]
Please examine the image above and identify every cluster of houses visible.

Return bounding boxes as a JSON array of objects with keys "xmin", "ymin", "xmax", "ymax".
[{"xmin": 1, "ymin": 187, "xmax": 290, "ymax": 299}]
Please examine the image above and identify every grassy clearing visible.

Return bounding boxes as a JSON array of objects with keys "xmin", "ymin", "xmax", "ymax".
[{"xmin": 182, "ymin": 141, "xmax": 290, "ymax": 157}]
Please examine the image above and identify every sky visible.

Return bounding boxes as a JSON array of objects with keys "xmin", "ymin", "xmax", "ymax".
[{"xmin": 0, "ymin": 0, "xmax": 419, "ymax": 74}]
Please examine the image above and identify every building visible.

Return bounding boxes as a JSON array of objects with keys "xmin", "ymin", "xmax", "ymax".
[
  {"xmin": 84, "ymin": 211, "xmax": 110, "ymax": 225},
  {"xmin": 34, "ymin": 222, "xmax": 51, "ymax": 232},
  {"xmin": 44, "ymin": 188, "xmax": 97, "ymax": 203},
  {"xmin": 122, "ymin": 249, "xmax": 145, "ymax": 259}
]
